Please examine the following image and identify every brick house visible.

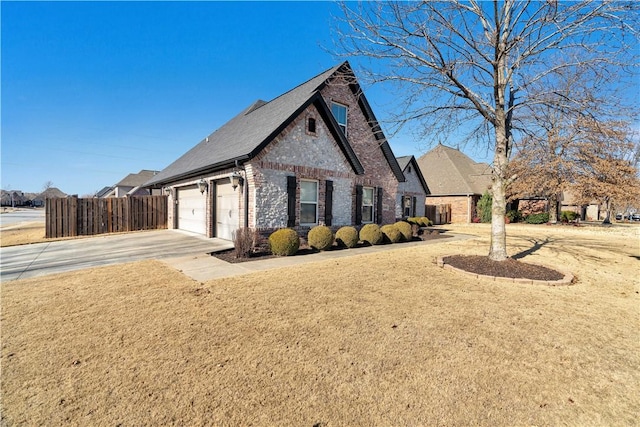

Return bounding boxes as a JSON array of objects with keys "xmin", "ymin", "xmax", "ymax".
[
  {"xmin": 395, "ymin": 156, "xmax": 429, "ymax": 219},
  {"xmin": 145, "ymin": 62, "xmax": 405, "ymax": 240},
  {"xmin": 416, "ymin": 144, "xmax": 492, "ymax": 223}
]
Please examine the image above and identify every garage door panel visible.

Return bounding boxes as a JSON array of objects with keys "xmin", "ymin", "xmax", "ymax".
[
  {"xmin": 216, "ymin": 182, "xmax": 239, "ymax": 240},
  {"xmin": 177, "ymin": 186, "xmax": 207, "ymax": 235}
]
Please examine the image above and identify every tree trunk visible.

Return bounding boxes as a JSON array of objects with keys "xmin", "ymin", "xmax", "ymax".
[
  {"xmin": 602, "ymin": 197, "xmax": 612, "ymax": 224},
  {"xmin": 549, "ymin": 193, "xmax": 559, "ymax": 224},
  {"xmin": 489, "ymin": 119, "xmax": 509, "ymax": 261}
]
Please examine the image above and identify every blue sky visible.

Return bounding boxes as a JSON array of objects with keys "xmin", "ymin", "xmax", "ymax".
[{"xmin": 1, "ymin": 1, "xmax": 491, "ymax": 196}]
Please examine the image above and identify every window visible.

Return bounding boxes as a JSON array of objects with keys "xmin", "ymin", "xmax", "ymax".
[
  {"xmin": 300, "ymin": 180, "xmax": 318, "ymax": 225},
  {"xmin": 307, "ymin": 117, "xmax": 316, "ymax": 134},
  {"xmin": 362, "ymin": 187, "xmax": 374, "ymax": 223},
  {"xmin": 331, "ymin": 102, "xmax": 347, "ymax": 136}
]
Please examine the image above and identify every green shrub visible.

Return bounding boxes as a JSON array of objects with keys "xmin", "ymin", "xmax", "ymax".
[
  {"xmin": 381, "ymin": 224, "xmax": 402, "ymax": 243},
  {"xmin": 268, "ymin": 228, "xmax": 299, "ymax": 256},
  {"xmin": 335, "ymin": 226, "xmax": 359, "ymax": 248},
  {"xmin": 477, "ymin": 191, "xmax": 492, "ymax": 223},
  {"xmin": 524, "ymin": 212, "xmax": 550, "ymax": 224},
  {"xmin": 307, "ymin": 225, "xmax": 334, "ymax": 251},
  {"xmin": 359, "ymin": 223, "xmax": 384, "ymax": 245},
  {"xmin": 561, "ymin": 210, "xmax": 579, "ymax": 222},
  {"xmin": 394, "ymin": 221, "xmax": 413, "ymax": 241},
  {"xmin": 421, "ymin": 217, "xmax": 433, "ymax": 227},
  {"xmin": 506, "ymin": 210, "xmax": 523, "ymax": 223}
]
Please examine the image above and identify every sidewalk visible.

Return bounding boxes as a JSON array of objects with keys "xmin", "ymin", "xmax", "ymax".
[{"xmin": 164, "ymin": 232, "xmax": 474, "ymax": 282}]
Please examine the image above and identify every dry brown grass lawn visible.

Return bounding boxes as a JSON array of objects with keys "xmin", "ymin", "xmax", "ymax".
[
  {"xmin": 1, "ymin": 224, "xmax": 639, "ymax": 426},
  {"xmin": 0, "ymin": 222, "xmax": 46, "ymax": 247}
]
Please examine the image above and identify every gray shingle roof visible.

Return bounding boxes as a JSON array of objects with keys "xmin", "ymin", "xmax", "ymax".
[
  {"xmin": 417, "ymin": 144, "xmax": 492, "ymax": 196},
  {"xmin": 116, "ymin": 170, "xmax": 159, "ymax": 187},
  {"xmin": 146, "ymin": 63, "xmax": 360, "ymax": 187}
]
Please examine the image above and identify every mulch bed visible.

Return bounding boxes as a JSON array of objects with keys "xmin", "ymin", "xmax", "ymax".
[
  {"xmin": 443, "ymin": 255, "xmax": 564, "ymax": 281},
  {"xmin": 212, "ymin": 230, "xmax": 450, "ymax": 264}
]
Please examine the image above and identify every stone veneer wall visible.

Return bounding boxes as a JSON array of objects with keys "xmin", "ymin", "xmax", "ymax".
[
  {"xmin": 396, "ymin": 165, "xmax": 427, "ymax": 218},
  {"xmin": 247, "ymin": 104, "xmax": 356, "ymax": 229},
  {"xmin": 320, "ymin": 77, "xmax": 399, "ymax": 225}
]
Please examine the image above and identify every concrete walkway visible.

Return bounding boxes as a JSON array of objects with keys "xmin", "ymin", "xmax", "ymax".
[{"xmin": 164, "ymin": 233, "xmax": 474, "ymax": 282}]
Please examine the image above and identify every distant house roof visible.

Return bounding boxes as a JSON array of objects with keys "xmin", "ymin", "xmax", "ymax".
[
  {"xmin": 116, "ymin": 170, "xmax": 158, "ymax": 187},
  {"xmin": 396, "ymin": 155, "xmax": 430, "ymax": 195},
  {"xmin": 146, "ymin": 62, "xmax": 404, "ymax": 187},
  {"xmin": 417, "ymin": 144, "xmax": 492, "ymax": 196},
  {"xmin": 33, "ymin": 187, "xmax": 67, "ymax": 201},
  {"xmin": 95, "ymin": 186, "xmax": 115, "ymax": 198}
]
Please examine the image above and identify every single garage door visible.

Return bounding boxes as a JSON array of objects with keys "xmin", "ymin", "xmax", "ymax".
[
  {"xmin": 216, "ymin": 181, "xmax": 239, "ymax": 240},
  {"xmin": 177, "ymin": 185, "xmax": 207, "ymax": 235}
]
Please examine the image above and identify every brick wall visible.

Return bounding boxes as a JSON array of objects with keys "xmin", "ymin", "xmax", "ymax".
[
  {"xmin": 425, "ymin": 195, "xmax": 473, "ymax": 223},
  {"xmin": 320, "ymin": 78, "xmax": 399, "ymax": 225}
]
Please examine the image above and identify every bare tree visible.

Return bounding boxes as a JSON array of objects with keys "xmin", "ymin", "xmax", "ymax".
[
  {"xmin": 335, "ymin": 0, "xmax": 638, "ymax": 260},
  {"xmin": 42, "ymin": 181, "xmax": 54, "ymax": 192},
  {"xmin": 571, "ymin": 119, "xmax": 640, "ymax": 223}
]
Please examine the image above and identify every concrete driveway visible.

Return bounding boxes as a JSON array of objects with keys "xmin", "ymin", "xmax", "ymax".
[{"xmin": 0, "ymin": 230, "xmax": 233, "ymax": 281}]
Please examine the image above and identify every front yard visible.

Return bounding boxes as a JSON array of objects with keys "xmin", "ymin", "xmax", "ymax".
[{"xmin": 1, "ymin": 224, "xmax": 638, "ymax": 426}]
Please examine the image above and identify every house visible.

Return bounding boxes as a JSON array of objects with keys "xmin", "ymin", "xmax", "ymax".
[
  {"xmin": 95, "ymin": 186, "xmax": 115, "ymax": 198},
  {"xmin": 417, "ymin": 144, "xmax": 492, "ymax": 223},
  {"xmin": 1, "ymin": 190, "xmax": 27, "ymax": 207},
  {"xmin": 145, "ymin": 62, "xmax": 405, "ymax": 240},
  {"xmin": 32, "ymin": 187, "xmax": 67, "ymax": 207},
  {"xmin": 109, "ymin": 170, "xmax": 159, "ymax": 197},
  {"xmin": 395, "ymin": 156, "xmax": 429, "ymax": 219}
]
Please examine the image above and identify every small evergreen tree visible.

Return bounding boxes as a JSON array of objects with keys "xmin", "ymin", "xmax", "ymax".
[{"xmin": 477, "ymin": 192, "xmax": 492, "ymax": 223}]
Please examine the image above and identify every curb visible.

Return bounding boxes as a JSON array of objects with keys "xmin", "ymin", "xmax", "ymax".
[{"xmin": 436, "ymin": 256, "xmax": 575, "ymax": 286}]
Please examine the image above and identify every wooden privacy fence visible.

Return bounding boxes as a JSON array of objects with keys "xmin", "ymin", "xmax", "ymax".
[
  {"xmin": 426, "ymin": 204, "xmax": 451, "ymax": 225},
  {"xmin": 46, "ymin": 196, "xmax": 168, "ymax": 238}
]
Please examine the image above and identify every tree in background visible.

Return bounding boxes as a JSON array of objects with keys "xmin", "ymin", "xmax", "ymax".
[
  {"xmin": 571, "ymin": 119, "xmax": 640, "ymax": 224},
  {"xmin": 336, "ymin": 1, "xmax": 638, "ymax": 260}
]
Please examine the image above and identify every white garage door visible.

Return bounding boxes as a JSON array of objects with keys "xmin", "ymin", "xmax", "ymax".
[
  {"xmin": 177, "ymin": 185, "xmax": 207, "ymax": 235},
  {"xmin": 216, "ymin": 181, "xmax": 239, "ymax": 240}
]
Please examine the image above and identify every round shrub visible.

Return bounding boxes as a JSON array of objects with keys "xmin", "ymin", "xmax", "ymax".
[
  {"xmin": 381, "ymin": 224, "xmax": 402, "ymax": 243},
  {"xmin": 421, "ymin": 217, "xmax": 434, "ymax": 227},
  {"xmin": 359, "ymin": 223, "xmax": 384, "ymax": 246},
  {"xmin": 524, "ymin": 213, "xmax": 550, "ymax": 224},
  {"xmin": 335, "ymin": 226, "xmax": 359, "ymax": 248},
  {"xmin": 268, "ymin": 228, "xmax": 299, "ymax": 256},
  {"xmin": 307, "ymin": 225, "xmax": 334, "ymax": 251},
  {"xmin": 394, "ymin": 221, "xmax": 413, "ymax": 241}
]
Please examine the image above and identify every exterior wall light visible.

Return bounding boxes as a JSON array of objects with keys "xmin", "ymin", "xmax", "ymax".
[
  {"xmin": 230, "ymin": 171, "xmax": 243, "ymax": 191},
  {"xmin": 198, "ymin": 179, "xmax": 208, "ymax": 194}
]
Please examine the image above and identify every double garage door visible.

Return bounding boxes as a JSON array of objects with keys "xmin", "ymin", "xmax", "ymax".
[{"xmin": 176, "ymin": 181, "xmax": 238, "ymax": 240}]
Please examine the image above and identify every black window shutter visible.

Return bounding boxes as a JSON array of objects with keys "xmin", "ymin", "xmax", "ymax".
[
  {"xmin": 325, "ymin": 180, "xmax": 333, "ymax": 226},
  {"xmin": 355, "ymin": 185, "xmax": 363, "ymax": 225},
  {"xmin": 412, "ymin": 196, "xmax": 417, "ymax": 218},
  {"xmin": 376, "ymin": 187, "xmax": 383, "ymax": 224},
  {"xmin": 287, "ymin": 176, "xmax": 297, "ymax": 227}
]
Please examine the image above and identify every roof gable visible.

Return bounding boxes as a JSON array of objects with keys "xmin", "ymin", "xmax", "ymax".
[
  {"xmin": 397, "ymin": 155, "xmax": 430, "ymax": 195},
  {"xmin": 417, "ymin": 144, "xmax": 492, "ymax": 196}
]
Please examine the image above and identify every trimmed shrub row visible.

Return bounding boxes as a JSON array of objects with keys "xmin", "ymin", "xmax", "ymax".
[{"xmin": 266, "ymin": 220, "xmax": 431, "ymax": 256}]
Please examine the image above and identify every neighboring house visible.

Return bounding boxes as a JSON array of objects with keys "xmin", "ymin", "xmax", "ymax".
[
  {"xmin": 417, "ymin": 144, "xmax": 493, "ymax": 223},
  {"xmin": 1, "ymin": 190, "xmax": 27, "ymax": 207},
  {"xmin": 513, "ymin": 191, "xmax": 605, "ymax": 221},
  {"xmin": 32, "ymin": 187, "xmax": 67, "ymax": 207},
  {"xmin": 395, "ymin": 155, "xmax": 429, "ymax": 219},
  {"xmin": 111, "ymin": 170, "xmax": 159, "ymax": 197},
  {"xmin": 95, "ymin": 186, "xmax": 115, "ymax": 198},
  {"xmin": 145, "ymin": 62, "xmax": 405, "ymax": 240}
]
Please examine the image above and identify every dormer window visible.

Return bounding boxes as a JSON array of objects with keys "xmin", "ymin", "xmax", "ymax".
[{"xmin": 331, "ymin": 102, "xmax": 348, "ymax": 136}]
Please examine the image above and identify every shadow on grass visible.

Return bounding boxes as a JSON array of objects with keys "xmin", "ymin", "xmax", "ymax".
[{"xmin": 511, "ymin": 237, "xmax": 553, "ymax": 260}]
